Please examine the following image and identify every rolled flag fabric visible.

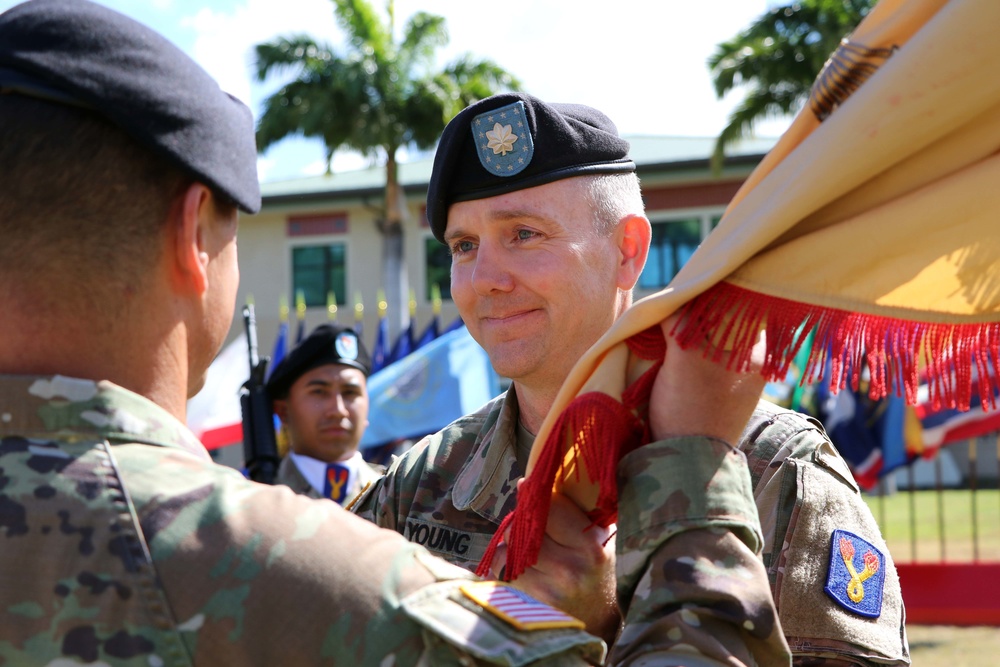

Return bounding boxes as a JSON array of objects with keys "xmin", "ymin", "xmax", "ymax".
[{"xmin": 486, "ymin": 0, "xmax": 1000, "ymax": 580}]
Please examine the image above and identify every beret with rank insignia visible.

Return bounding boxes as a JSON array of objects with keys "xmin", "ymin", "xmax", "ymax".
[
  {"xmin": 426, "ymin": 92, "xmax": 635, "ymax": 242},
  {"xmin": 266, "ymin": 324, "xmax": 372, "ymax": 400}
]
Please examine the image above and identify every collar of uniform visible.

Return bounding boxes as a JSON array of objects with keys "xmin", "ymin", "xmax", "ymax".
[
  {"xmin": 289, "ymin": 450, "xmax": 365, "ymax": 495},
  {"xmin": 450, "ymin": 387, "xmax": 520, "ymax": 521},
  {"xmin": 275, "ymin": 455, "xmax": 319, "ymax": 497},
  {"xmin": 0, "ymin": 374, "xmax": 210, "ymax": 461}
]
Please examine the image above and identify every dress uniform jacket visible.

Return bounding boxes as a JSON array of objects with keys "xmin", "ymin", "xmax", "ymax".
[{"xmin": 274, "ymin": 451, "xmax": 383, "ymax": 506}]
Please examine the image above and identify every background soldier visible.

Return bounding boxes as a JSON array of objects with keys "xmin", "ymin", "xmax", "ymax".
[{"xmin": 266, "ymin": 324, "xmax": 382, "ymax": 505}]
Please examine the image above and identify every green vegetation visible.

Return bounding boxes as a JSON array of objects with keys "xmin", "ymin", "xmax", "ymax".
[
  {"xmin": 708, "ymin": 0, "xmax": 875, "ymax": 171},
  {"xmin": 907, "ymin": 624, "xmax": 1000, "ymax": 665},
  {"xmin": 253, "ymin": 0, "xmax": 519, "ymax": 326},
  {"xmin": 863, "ymin": 489, "xmax": 1000, "ymax": 563}
]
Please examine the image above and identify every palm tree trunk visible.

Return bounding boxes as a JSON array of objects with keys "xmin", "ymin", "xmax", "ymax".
[{"xmin": 382, "ymin": 151, "xmax": 409, "ymax": 340}]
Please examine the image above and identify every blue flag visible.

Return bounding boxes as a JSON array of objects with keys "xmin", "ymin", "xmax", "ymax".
[
  {"xmin": 389, "ymin": 320, "xmax": 414, "ymax": 365},
  {"xmin": 266, "ymin": 320, "xmax": 289, "ymax": 381},
  {"xmin": 443, "ymin": 315, "xmax": 464, "ymax": 335},
  {"xmin": 360, "ymin": 325, "xmax": 501, "ymax": 449},
  {"xmin": 415, "ymin": 315, "xmax": 439, "ymax": 350},
  {"xmin": 370, "ymin": 314, "xmax": 390, "ymax": 374},
  {"xmin": 814, "ymin": 360, "xmax": 918, "ymax": 490}
]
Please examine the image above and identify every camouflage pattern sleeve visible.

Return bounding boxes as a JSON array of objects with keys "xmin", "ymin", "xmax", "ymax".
[
  {"xmin": 741, "ymin": 405, "xmax": 909, "ymax": 665},
  {"xmin": 0, "ymin": 376, "xmax": 606, "ymax": 666},
  {"xmin": 119, "ymin": 444, "xmax": 606, "ymax": 666},
  {"xmin": 608, "ymin": 437, "xmax": 792, "ymax": 667}
]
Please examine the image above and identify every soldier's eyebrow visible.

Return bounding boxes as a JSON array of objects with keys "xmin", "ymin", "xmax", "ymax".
[{"xmin": 444, "ymin": 209, "xmax": 552, "ymax": 243}]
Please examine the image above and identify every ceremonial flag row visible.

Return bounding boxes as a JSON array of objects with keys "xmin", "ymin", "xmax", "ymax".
[
  {"xmin": 186, "ymin": 288, "xmax": 482, "ymax": 453},
  {"xmin": 767, "ymin": 356, "xmax": 1000, "ymax": 491}
]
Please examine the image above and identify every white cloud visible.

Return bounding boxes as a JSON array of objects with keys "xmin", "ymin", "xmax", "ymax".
[
  {"xmin": 182, "ymin": 0, "xmax": 342, "ymax": 106},
  {"xmin": 256, "ymin": 155, "xmax": 276, "ymax": 182}
]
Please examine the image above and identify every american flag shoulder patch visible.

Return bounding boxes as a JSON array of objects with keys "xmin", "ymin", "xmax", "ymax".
[{"xmin": 460, "ymin": 581, "xmax": 586, "ymax": 631}]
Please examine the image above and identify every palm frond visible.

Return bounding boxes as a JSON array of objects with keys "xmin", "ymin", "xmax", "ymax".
[
  {"xmin": 709, "ymin": 0, "xmax": 874, "ymax": 167},
  {"xmin": 398, "ymin": 12, "xmax": 447, "ymax": 71},
  {"xmin": 332, "ymin": 0, "xmax": 391, "ymax": 57},
  {"xmin": 254, "ymin": 36, "xmax": 335, "ymax": 81}
]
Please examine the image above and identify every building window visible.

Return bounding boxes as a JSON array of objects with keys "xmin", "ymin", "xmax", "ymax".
[
  {"xmin": 425, "ymin": 237, "xmax": 452, "ymax": 300},
  {"xmin": 292, "ymin": 244, "xmax": 347, "ymax": 307},
  {"xmin": 639, "ymin": 212, "xmax": 723, "ymax": 289}
]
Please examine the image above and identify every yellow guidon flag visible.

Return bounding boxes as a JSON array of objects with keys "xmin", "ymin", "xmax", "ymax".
[{"xmin": 482, "ymin": 0, "xmax": 1000, "ymax": 580}]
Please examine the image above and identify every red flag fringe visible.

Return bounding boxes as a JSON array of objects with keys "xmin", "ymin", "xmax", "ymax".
[
  {"xmin": 676, "ymin": 282, "xmax": 1000, "ymax": 413},
  {"xmin": 476, "ymin": 391, "xmax": 647, "ymax": 580},
  {"xmin": 484, "ymin": 280, "xmax": 1000, "ymax": 581}
]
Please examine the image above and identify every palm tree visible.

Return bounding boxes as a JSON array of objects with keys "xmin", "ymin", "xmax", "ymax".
[
  {"xmin": 254, "ymin": 0, "xmax": 519, "ymax": 334},
  {"xmin": 708, "ymin": 0, "xmax": 875, "ymax": 171}
]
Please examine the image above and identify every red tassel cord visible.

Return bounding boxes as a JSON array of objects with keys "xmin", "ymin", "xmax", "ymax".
[
  {"xmin": 676, "ymin": 282, "xmax": 1000, "ymax": 412},
  {"xmin": 478, "ymin": 389, "xmax": 647, "ymax": 581},
  {"xmin": 484, "ymin": 281, "xmax": 1000, "ymax": 582}
]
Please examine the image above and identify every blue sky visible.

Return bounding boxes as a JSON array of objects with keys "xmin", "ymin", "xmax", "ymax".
[{"xmin": 0, "ymin": 0, "xmax": 792, "ymax": 182}]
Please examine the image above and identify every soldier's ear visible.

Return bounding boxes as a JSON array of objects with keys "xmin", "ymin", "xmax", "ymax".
[
  {"xmin": 273, "ymin": 399, "xmax": 288, "ymax": 423},
  {"xmin": 168, "ymin": 182, "xmax": 216, "ymax": 296},
  {"xmin": 616, "ymin": 213, "xmax": 651, "ymax": 291}
]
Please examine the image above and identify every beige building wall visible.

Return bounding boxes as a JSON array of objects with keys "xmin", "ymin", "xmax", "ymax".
[{"xmin": 233, "ymin": 193, "xmax": 461, "ymax": 360}]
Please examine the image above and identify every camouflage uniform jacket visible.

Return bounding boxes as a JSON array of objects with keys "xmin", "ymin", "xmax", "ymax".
[
  {"xmin": 273, "ymin": 451, "xmax": 382, "ymax": 505},
  {"xmin": 353, "ymin": 391, "xmax": 909, "ymax": 666},
  {"xmin": 0, "ymin": 374, "xmax": 789, "ymax": 666}
]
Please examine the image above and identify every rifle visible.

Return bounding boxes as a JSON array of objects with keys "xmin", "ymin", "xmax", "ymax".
[{"xmin": 240, "ymin": 304, "xmax": 280, "ymax": 484}]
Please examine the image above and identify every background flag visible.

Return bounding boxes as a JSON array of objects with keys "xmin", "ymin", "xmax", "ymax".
[
  {"xmin": 416, "ymin": 316, "xmax": 439, "ymax": 350},
  {"xmin": 389, "ymin": 290, "xmax": 417, "ymax": 364},
  {"xmin": 360, "ymin": 325, "xmax": 501, "ymax": 449},
  {"xmin": 187, "ymin": 333, "xmax": 248, "ymax": 451},
  {"xmin": 798, "ymin": 358, "xmax": 922, "ymax": 490},
  {"xmin": 266, "ymin": 296, "xmax": 290, "ymax": 381},
  {"xmin": 370, "ymin": 289, "xmax": 390, "ymax": 373},
  {"xmin": 295, "ymin": 289, "xmax": 307, "ymax": 343},
  {"xmin": 443, "ymin": 315, "xmax": 465, "ymax": 335},
  {"xmin": 417, "ymin": 283, "xmax": 442, "ymax": 350},
  {"xmin": 353, "ymin": 291, "xmax": 364, "ymax": 338},
  {"xmin": 916, "ymin": 371, "xmax": 1000, "ymax": 451}
]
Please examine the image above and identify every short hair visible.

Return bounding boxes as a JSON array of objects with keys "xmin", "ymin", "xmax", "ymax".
[
  {"xmin": 584, "ymin": 172, "xmax": 645, "ymax": 236},
  {"xmin": 0, "ymin": 96, "xmax": 191, "ymax": 310}
]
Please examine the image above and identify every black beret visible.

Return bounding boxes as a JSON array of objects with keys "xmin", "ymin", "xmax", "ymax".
[
  {"xmin": 426, "ymin": 92, "xmax": 635, "ymax": 242},
  {"xmin": 266, "ymin": 324, "xmax": 371, "ymax": 400},
  {"xmin": 0, "ymin": 0, "xmax": 261, "ymax": 213}
]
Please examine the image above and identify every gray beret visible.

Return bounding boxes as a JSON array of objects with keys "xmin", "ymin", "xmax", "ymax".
[
  {"xmin": 426, "ymin": 92, "xmax": 635, "ymax": 242},
  {"xmin": 0, "ymin": 0, "xmax": 261, "ymax": 213}
]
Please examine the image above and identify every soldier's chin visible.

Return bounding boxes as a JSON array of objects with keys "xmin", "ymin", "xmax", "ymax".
[{"xmin": 188, "ymin": 372, "xmax": 208, "ymax": 399}]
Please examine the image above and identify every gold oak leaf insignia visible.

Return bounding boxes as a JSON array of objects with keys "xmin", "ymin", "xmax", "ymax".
[{"xmin": 486, "ymin": 123, "xmax": 518, "ymax": 156}]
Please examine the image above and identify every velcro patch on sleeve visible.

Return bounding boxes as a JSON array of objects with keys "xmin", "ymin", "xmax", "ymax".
[
  {"xmin": 824, "ymin": 529, "xmax": 886, "ymax": 618},
  {"xmin": 460, "ymin": 581, "xmax": 586, "ymax": 631}
]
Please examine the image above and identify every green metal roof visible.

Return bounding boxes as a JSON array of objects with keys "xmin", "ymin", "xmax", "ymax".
[{"xmin": 259, "ymin": 135, "xmax": 778, "ymax": 202}]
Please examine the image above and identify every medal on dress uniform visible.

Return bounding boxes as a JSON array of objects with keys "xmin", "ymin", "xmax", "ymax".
[
  {"xmin": 323, "ymin": 463, "xmax": 351, "ymax": 504},
  {"xmin": 824, "ymin": 529, "xmax": 886, "ymax": 617}
]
